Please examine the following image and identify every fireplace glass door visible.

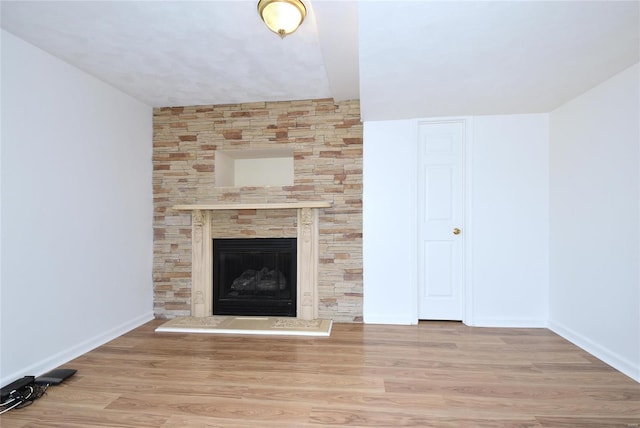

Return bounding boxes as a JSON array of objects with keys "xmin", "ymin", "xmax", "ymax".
[{"xmin": 213, "ymin": 238, "xmax": 296, "ymax": 317}]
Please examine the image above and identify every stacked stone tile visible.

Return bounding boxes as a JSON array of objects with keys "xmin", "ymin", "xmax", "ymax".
[{"xmin": 153, "ymin": 99, "xmax": 363, "ymax": 322}]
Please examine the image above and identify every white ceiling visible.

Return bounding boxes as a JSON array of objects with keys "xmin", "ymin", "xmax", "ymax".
[{"xmin": 1, "ymin": 1, "xmax": 638, "ymax": 121}]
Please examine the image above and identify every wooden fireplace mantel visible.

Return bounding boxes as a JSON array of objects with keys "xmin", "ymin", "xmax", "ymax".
[
  {"xmin": 174, "ymin": 201, "xmax": 331, "ymax": 320},
  {"xmin": 173, "ymin": 201, "xmax": 332, "ymax": 211}
]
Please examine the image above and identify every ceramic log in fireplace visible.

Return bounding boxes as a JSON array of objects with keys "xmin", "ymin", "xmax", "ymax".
[{"xmin": 213, "ymin": 238, "xmax": 297, "ymax": 317}]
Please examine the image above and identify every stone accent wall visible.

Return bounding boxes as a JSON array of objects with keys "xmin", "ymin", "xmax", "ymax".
[{"xmin": 152, "ymin": 99, "xmax": 363, "ymax": 322}]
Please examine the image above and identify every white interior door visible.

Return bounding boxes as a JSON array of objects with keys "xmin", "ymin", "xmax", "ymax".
[{"xmin": 418, "ymin": 121, "xmax": 464, "ymax": 320}]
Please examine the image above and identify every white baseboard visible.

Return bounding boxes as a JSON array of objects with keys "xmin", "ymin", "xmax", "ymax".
[
  {"xmin": 363, "ymin": 314, "xmax": 418, "ymax": 325},
  {"xmin": 364, "ymin": 315, "xmax": 547, "ymax": 328},
  {"xmin": 467, "ymin": 317, "xmax": 548, "ymax": 328},
  {"xmin": 1, "ymin": 312, "xmax": 154, "ymax": 387},
  {"xmin": 549, "ymin": 320, "xmax": 640, "ymax": 383}
]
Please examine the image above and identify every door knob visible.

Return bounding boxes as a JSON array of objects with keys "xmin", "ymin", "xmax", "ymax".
[{"xmin": 453, "ymin": 228, "xmax": 461, "ymax": 235}]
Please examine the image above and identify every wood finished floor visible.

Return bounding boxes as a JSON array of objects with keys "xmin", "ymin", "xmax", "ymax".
[{"xmin": 2, "ymin": 320, "xmax": 639, "ymax": 427}]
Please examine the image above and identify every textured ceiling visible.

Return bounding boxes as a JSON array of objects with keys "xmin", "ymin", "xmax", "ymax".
[
  {"xmin": 0, "ymin": 1, "xmax": 336, "ymax": 106},
  {"xmin": 1, "ymin": 1, "xmax": 638, "ymax": 121},
  {"xmin": 358, "ymin": 1, "xmax": 640, "ymax": 120}
]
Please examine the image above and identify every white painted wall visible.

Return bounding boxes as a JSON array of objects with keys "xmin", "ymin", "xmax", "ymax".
[
  {"xmin": 362, "ymin": 115, "xmax": 549, "ymax": 326},
  {"xmin": 470, "ymin": 114, "xmax": 549, "ymax": 327},
  {"xmin": 1, "ymin": 31, "xmax": 154, "ymax": 386},
  {"xmin": 363, "ymin": 120, "xmax": 418, "ymax": 324},
  {"xmin": 235, "ymin": 157, "xmax": 293, "ymax": 187},
  {"xmin": 549, "ymin": 63, "xmax": 640, "ymax": 382},
  {"xmin": 214, "ymin": 150, "xmax": 235, "ymax": 186}
]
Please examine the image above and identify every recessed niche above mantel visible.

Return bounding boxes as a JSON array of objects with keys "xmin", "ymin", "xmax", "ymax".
[{"xmin": 215, "ymin": 148, "xmax": 294, "ymax": 187}]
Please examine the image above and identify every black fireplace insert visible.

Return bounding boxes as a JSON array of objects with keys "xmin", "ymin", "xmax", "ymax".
[{"xmin": 213, "ymin": 238, "xmax": 296, "ymax": 317}]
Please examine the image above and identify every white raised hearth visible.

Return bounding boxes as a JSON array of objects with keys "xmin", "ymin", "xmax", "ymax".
[{"xmin": 173, "ymin": 201, "xmax": 331, "ymax": 320}]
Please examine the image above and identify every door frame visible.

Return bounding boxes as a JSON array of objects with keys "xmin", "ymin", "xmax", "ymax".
[{"xmin": 414, "ymin": 117, "xmax": 474, "ymax": 325}]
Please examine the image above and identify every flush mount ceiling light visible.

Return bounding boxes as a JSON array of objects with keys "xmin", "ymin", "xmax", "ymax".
[{"xmin": 257, "ymin": 0, "xmax": 307, "ymax": 38}]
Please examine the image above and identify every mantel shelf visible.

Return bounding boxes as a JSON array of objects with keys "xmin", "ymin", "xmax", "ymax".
[{"xmin": 173, "ymin": 201, "xmax": 332, "ymax": 211}]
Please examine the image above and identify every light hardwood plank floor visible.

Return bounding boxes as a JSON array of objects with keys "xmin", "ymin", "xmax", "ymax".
[{"xmin": 2, "ymin": 320, "xmax": 639, "ymax": 427}]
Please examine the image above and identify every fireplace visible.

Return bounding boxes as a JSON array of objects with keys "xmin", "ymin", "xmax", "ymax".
[
  {"xmin": 213, "ymin": 238, "xmax": 296, "ymax": 317},
  {"xmin": 173, "ymin": 202, "xmax": 330, "ymax": 320}
]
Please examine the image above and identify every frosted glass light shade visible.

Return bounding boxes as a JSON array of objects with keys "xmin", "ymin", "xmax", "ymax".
[{"xmin": 258, "ymin": 0, "xmax": 306, "ymax": 38}]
